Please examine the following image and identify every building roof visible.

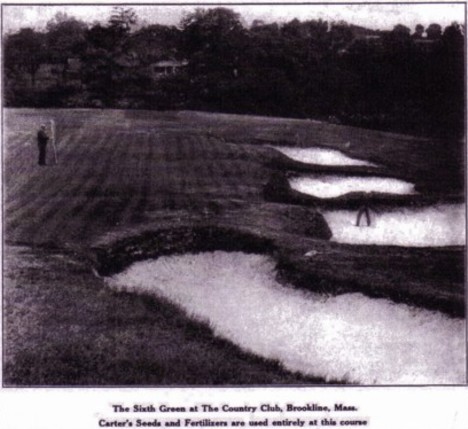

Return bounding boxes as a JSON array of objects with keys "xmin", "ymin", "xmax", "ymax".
[{"xmin": 152, "ymin": 60, "xmax": 188, "ymax": 67}]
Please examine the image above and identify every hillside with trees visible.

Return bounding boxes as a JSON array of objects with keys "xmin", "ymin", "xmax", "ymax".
[{"xmin": 3, "ymin": 7, "xmax": 465, "ymax": 138}]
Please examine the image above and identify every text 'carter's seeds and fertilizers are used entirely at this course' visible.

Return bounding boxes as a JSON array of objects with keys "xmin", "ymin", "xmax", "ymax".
[{"xmin": 97, "ymin": 403, "xmax": 368, "ymax": 428}]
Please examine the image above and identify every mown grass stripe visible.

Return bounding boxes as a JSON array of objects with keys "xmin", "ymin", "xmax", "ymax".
[
  {"xmin": 129, "ymin": 131, "xmax": 154, "ymax": 223},
  {"xmin": 12, "ymin": 131, "xmax": 107, "ymax": 241},
  {"xmin": 53, "ymin": 131, "xmax": 131, "ymax": 241},
  {"xmin": 117, "ymin": 132, "xmax": 149, "ymax": 225},
  {"xmin": 14, "ymin": 131, "xmax": 117, "ymax": 243},
  {"xmin": 6, "ymin": 130, "xmax": 108, "ymax": 239},
  {"xmin": 6, "ymin": 129, "xmax": 85, "ymax": 213},
  {"xmin": 74, "ymin": 130, "xmax": 136, "ymax": 230}
]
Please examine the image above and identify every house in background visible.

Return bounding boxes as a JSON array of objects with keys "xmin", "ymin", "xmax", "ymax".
[
  {"xmin": 148, "ymin": 59, "xmax": 188, "ymax": 79},
  {"xmin": 20, "ymin": 56, "xmax": 187, "ymax": 90}
]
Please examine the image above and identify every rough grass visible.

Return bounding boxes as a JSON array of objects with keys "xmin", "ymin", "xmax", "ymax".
[{"xmin": 3, "ymin": 246, "xmax": 327, "ymax": 386}]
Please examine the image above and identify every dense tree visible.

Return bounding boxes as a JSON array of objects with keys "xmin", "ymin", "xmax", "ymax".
[
  {"xmin": 3, "ymin": 7, "xmax": 465, "ymax": 137},
  {"xmin": 45, "ymin": 12, "xmax": 88, "ymax": 86},
  {"xmin": 443, "ymin": 22, "xmax": 464, "ymax": 52},
  {"xmin": 4, "ymin": 28, "xmax": 46, "ymax": 87},
  {"xmin": 412, "ymin": 24, "xmax": 425, "ymax": 39},
  {"xmin": 179, "ymin": 7, "xmax": 248, "ymax": 110},
  {"xmin": 392, "ymin": 24, "xmax": 411, "ymax": 37},
  {"xmin": 329, "ymin": 21, "xmax": 354, "ymax": 52},
  {"xmin": 109, "ymin": 7, "xmax": 138, "ymax": 34},
  {"xmin": 129, "ymin": 24, "xmax": 182, "ymax": 64},
  {"xmin": 180, "ymin": 8, "xmax": 246, "ymax": 70},
  {"xmin": 46, "ymin": 12, "xmax": 88, "ymax": 58},
  {"xmin": 80, "ymin": 7, "xmax": 142, "ymax": 105},
  {"xmin": 426, "ymin": 23, "xmax": 442, "ymax": 40}
]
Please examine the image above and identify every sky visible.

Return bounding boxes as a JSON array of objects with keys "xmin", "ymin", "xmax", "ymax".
[{"xmin": 2, "ymin": 2, "xmax": 466, "ymax": 34}]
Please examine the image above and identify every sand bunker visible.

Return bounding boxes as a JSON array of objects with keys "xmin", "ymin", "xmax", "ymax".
[
  {"xmin": 273, "ymin": 146, "xmax": 377, "ymax": 167},
  {"xmin": 324, "ymin": 204, "xmax": 465, "ymax": 247},
  {"xmin": 289, "ymin": 175, "xmax": 416, "ymax": 198},
  {"xmin": 107, "ymin": 252, "xmax": 465, "ymax": 385}
]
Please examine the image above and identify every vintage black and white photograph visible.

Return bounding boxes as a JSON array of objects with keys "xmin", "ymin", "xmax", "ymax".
[{"xmin": 1, "ymin": 2, "xmax": 466, "ymax": 387}]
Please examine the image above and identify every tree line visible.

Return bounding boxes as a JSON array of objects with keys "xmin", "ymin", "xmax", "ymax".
[{"xmin": 3, "ymin": 7, "xmax": 465, "ymax": 138}]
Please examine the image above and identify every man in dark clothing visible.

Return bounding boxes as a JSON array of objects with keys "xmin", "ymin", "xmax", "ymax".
[
  {"xmin": 356, "ymin": 204, "xmax": 372, "ymax": 226},
  {"xmin": 37, "ymin": 124, "xmax": 49, "ymax": 165}
]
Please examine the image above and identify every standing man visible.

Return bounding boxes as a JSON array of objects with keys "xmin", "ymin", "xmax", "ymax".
[
  {"xmin": 356, "ymin": 203, "xmax": 373, "ymax": 227},
  {"xmin": 37, "ymin": 124, "xmax": 49, "ymax": 165}
]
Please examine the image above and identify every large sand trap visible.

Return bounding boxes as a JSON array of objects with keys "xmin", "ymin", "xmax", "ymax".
[
  {"xmin": 289, "ymin": 175, "xmax": 416, "ymax": 198},
  {"xmin": 323, "ymin": 204, "xmax": 465, "ymax": 247},
  {"xmin": 324, "ymin": 204, "xmax": 465, "ymax": 247},
  {"xmin": 273, "ymin": 146, "xmax": 377, "ymax": 167},
  {"xmin": 107, "ymin": 252, "xmax": 465, "ymax": 385}
]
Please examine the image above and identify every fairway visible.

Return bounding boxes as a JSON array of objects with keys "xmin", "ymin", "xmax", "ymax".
[
  {"xmin": 4, "ymin": 109, "xmax": 269, "ymax": 245},
  {"xmin": 3, "ymin": 108, "xmax": 465, "ymax": 386}
]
